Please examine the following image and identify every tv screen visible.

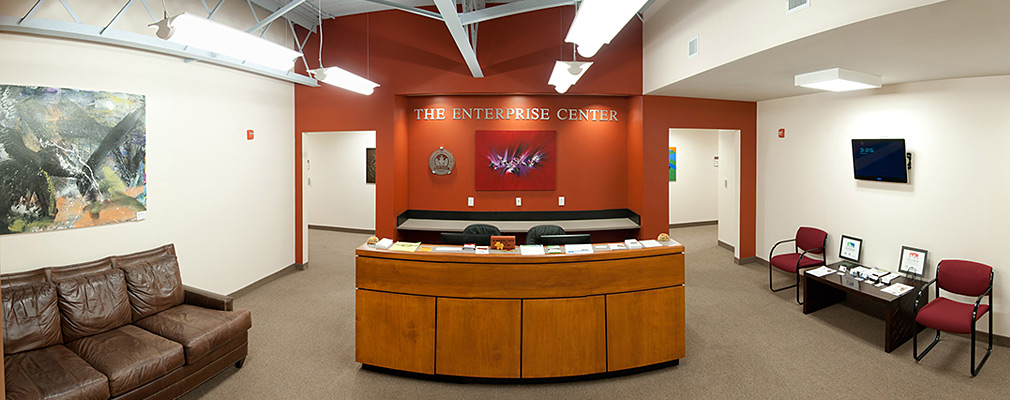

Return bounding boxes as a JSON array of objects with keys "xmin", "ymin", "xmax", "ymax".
[{"xmin": 852, "ymin": 139, "xmax": 907, "ymax": 183}]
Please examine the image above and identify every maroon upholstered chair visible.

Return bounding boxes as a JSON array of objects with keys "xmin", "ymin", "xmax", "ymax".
[
  {"xmin": 768, "ymin": 227, "xmax": 827, "ymax": 304},
  {"xmin": 913, "ymin": 259, "xmax": 993, "ymax": 376}
]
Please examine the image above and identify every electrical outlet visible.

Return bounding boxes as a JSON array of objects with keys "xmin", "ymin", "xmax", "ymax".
[
  {"xmin": 467, "ymin": 197, "xmax": 474, "ymax": 207},
  {"xmin": 558, "ymin": 196, "xmax": 565, "ymax": 206},
  {"xmin": 515, "ymin": 197, "xmax": 522, "ymax": 207}
]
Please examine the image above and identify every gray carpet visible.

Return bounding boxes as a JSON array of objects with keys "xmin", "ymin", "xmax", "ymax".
[{"xmin": 181, "ymin": 226, "xmax": 1009, "ymax": 399}]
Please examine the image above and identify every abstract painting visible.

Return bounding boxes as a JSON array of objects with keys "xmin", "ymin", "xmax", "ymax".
[
  {"xmin": 366, "ymin": 147, "xmax": 376, "ymax": 183},
  {"xmin": 0, "ymin": 85, "xmax": 146, "ymax": 235},
  {"xmin": 668, "ymin": 147, "xmax": 677, "ymax": 181},
  {"xmin": 475, "ymin": 130, "xmax": 555, "ymax": 191}
]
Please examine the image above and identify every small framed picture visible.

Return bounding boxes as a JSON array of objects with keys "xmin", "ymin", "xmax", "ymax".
[
  {"xmin": 839, "ymin": 235, "xmax": 862, "ymax": 263},
  {"xmin": 898, "ymin": 246, "xmax": 928, "ymax": 277}
]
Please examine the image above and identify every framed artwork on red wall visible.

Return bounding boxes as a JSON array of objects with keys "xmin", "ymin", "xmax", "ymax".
[{"xmin": 475, "ymin": 130, "xmax": 556, "ymax": 191}]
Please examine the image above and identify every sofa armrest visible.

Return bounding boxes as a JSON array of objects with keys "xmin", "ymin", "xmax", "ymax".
[{"xmin": 184, "ymin": 285, "xmax": 233, "ymax": 311}]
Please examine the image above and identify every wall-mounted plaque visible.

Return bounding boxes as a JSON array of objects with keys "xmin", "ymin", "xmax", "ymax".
[{"xmin": 429, "ymin": 147, "xmax": 455, "ymax": 175}]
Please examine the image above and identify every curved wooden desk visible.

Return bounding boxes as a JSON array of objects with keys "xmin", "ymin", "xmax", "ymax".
[{"xmin": 355, "ymin": 242, "xmax": 686, "ymax": 379}]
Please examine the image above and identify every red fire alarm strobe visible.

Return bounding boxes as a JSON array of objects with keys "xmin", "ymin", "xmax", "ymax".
[
  {"xmin": 247, "ymin": 130, "xmax": 254, "ymax": 140},
  {"xmin": 777, "ymin": 128, "xmax": 785, "ymax": 138}
]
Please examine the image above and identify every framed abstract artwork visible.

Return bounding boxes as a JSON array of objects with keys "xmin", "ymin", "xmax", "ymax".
[
  {"xmin": 366, "ymin": 147, "xmax": 376, "ymax": 183},
  {"xmin": 668, "ymin": 147, "xmax": 677, "ymax": 181},
  {"xmin": 0, "ymin": 85, "xmax": 146, "ymax": 235},
  {"xmin": 475, "ymin": 130, "xmax": 556, "ymax": 191}
]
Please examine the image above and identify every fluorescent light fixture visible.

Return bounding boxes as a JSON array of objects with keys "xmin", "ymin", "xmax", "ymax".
[
  {"xmin": 310, "ymin": 67, "xmax": 380, "ymax": 95},
  {"xmin": 150, "ymin": 13, "xmax": 301, "ymax": 71},
  {"xmin": 565, "ymin": 0, "xmax": 648, "ymax": 58},
  {"xmin": 548, "ymin": 61, "xmax": 592, "ymax": 93},
  {"xmin": 795, "ymin": 68, "xmax": 882, "ymax": 92}
]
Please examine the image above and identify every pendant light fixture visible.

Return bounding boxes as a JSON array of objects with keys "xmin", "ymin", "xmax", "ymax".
[
  {"xmin": 149, "ymin": 2, "xmax": 301, "ymax": 71},
  {"xmin": 565, "ymin": 0, "xmax": 649, "ymax": 58},
  {"xmin": 308, "ymin": 0, "xmax": 380, "ymax": 95},
  {"xmin": 549, "ymin": 6, "xmax": 592, "ymax": 93}
]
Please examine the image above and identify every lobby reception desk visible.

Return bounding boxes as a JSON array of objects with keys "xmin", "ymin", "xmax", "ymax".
[{"xmin": 354, "ymin": 242, "xmax": 686, "ymax": 379}]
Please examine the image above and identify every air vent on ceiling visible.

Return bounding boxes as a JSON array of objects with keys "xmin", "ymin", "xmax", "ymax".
[
  {"xmin": 688, "ymin": 36, "xmax": 699, "ymax": 58},
  {"xmin": 787, "ymin": 0, "xmax": 810, "ymax": 14}
]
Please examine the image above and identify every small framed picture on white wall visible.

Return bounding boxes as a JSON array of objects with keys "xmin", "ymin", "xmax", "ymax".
[{"xmin": 898, "ymin": 246, "xmax": 928, "ymax": 277}]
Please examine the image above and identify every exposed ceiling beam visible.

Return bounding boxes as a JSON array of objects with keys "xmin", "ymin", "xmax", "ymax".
[
  {"xmin": 359, "ymin": 0, "xmax": 443, "ymax": 21},
  {"xmin": 459, "ymin": 0, "xmax": 575, "ymax": 25},
  {"xmin": 433, "ymin": 0, "xmax": 483, "ymax": 78},
  {"xmin": 247, "ymin": 0, "xmax": 320, "ymax": 31},
  {"xmin": 248, "ymin": 0, "xmax": 307, "ymax": 32},
  {"xmin": 0, "ymin": 15, "xmax": 318, "ymax": 86}
]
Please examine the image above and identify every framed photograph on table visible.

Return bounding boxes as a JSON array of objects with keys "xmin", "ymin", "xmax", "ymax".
[
  {"xmin": 898, "ymin": 246, "xmax": 928, "ymax": 277},
  {"xmin": 839, "ymin": 235, "xmax": 863, "ymax": 264}
]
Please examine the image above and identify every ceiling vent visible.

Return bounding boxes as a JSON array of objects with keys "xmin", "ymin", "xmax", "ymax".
[
  {"xmin": 786, "ymin": 0, "xmax": 809, "ymax": 14},
  {"xmin": 688, "ymin": 36, "xmax": 699, "ymax": 58}
]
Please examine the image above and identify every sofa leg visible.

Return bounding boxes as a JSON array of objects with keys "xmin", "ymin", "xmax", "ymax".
[{"xmin": 235, "ymin": 357, "xmax": 247, "ymax": 369}]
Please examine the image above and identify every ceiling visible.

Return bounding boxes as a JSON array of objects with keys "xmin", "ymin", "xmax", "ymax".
[
  {"xmin": 647, "ymin": 0, "xmax": 1010, "ymax": 101},
  {"xmin": 251, "ymin": 0, "xmax": 524, "ymax": 30}
]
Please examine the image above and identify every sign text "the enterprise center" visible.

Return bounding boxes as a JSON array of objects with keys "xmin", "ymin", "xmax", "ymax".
[{"xmin": 414, "ymin": 107, "xmax": 619, "ymax": 122}]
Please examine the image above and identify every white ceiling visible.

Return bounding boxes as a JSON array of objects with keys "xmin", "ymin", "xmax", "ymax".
[{"xmin": 647, "ymin": 0, "xmax": 1010, "ymax": 101}]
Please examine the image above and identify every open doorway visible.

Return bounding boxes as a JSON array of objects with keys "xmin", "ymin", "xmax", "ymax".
[
  {"xmin": 301, "ymin": 131, "xmax": 376, "ymax": 264},
  {"xmin": 668, "ymin": 128, "xmax": 741, "ymax": 259}
]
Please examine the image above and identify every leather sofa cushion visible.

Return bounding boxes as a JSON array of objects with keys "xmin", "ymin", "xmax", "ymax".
[
  {"xmin": 0, "ymin": 269, "xmax": 48, "ymax": 290},
  {"xmin": 113, "ymin": 244, "xmax": 184, "ymax": 321},
  {"xmin": 47, "ymin": 256, "xmax": 114, "ymax": 282},
  {"xmin": 4, "ymin": 344, "xmax": 109, "ymax": 400},
  {"xmin": 135, "ymin": 304, "xmax": 252, "ymax": 364},
  {"xmin": 2, "ymin": 282, "xmax": 62, "ymax": 355},
  {"xmin": 55, "ymin": 269, "xmax": 132, "ymax": 342},
  {"xmin": 66, "ymin": 324, "xmax": 185, "ymax": 397}
]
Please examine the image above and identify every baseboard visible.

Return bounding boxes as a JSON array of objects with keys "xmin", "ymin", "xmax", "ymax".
[
  {"xmin": 228, "ymin": 263, "xmax": 302, "ymax": 299},
  {"xmin": 308, "ymin": 225, "xmax": 374, "ymax": 235},
  {"xmin": 735, "ymin": 256, "xmax": 762, "ymax": 265},
  {"xmin": 669, "ymin": 220, "xmax": 717, "ymax": 229},
  {"xmin": 717, "ymin": 240, "xmax": 734, "ymax": 252}
]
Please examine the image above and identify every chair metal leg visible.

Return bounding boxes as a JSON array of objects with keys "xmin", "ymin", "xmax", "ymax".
[
  {"xmin": 970, "ymin": 312, "xmax": 993, "ymax": 377},
  {"xmin": 795, "ymin": 270, "xmax": 803, "ymax": 305},
  {"xmin": 769, "ymin": 264, "xmax": 797, "ymax": 293},
  {"xmin": 913, "ymin": 321, "xmax": 941, "ymax": 362}
]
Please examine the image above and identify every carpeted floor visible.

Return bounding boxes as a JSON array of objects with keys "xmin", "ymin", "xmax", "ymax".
[{"xmin": 181, "ymin": 226, "xmax": 1009, "ymax": 399}]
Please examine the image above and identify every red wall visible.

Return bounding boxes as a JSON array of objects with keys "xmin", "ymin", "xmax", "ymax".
[
  {"xmin": 293, "ymin": 6, "xmax": 758, "ymax": 262},
  {"xmin": 406, "ymin": 95, "xmax": 628, "ymax": 212}
]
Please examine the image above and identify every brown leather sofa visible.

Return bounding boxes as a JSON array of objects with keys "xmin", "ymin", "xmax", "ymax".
[{"xmin": 2, "ymin": 244, "xmax": 251, "ymax": 399}]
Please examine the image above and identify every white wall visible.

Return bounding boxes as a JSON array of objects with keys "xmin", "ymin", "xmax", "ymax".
[
  {"xmin": 717, "ymin": 130, "xmax": 740, "ymax": 257},
  {"xmin": 668, "ymin": 129, "xmax": 719, "ymax": 225},
  {"xmin": 757, "ymin": 75, "xmax": 1010, "ymax": 335},
  {"xmin": 304, "ymin": 131, "xmax": 376, "ymax": 231},
  {"xmin": 643, "ymin": 0, "xmax": 943, "ymax": 93},
  {"xmin": 0, "ymin": 32, "xmax": 295, "ymax": 295}
]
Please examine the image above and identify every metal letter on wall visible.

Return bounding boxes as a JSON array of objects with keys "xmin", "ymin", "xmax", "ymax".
[{"xmin": 429, "ymin": 147, "xmax": 455, "ymax": 175}]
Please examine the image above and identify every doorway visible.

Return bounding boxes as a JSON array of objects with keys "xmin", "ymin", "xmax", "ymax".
[
  {"xmin": 301, "ymin": 131, "xmax": 377, "ymax": 264},
  {"xmin": 668, "ymin": 128, "xmax": 741, "ymax": 258}
]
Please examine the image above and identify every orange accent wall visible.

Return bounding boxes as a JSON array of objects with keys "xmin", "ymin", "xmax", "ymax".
[
  {"xmin": 293, "ymin": 7, "xmax": 757, "ymax": 262},
  {"xmin": 406, "ymin": 95, "xmax": 628, "ymax": 211}
]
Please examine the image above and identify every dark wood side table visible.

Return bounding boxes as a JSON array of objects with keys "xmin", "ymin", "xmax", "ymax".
[{"xmin": 802, "ymin": 262, "xmax": 928, "ymax": 353}]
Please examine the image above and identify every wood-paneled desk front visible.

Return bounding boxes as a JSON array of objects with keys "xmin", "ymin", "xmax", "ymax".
[{"xmin": 355, "ymin": 242, "xmax": 686, "ymax": 379}]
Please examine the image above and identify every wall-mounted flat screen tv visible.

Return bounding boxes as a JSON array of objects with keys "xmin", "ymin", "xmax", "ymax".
[{"xmin": 851, "ymin": 139, "xmax": 907, "ymax": 183}]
